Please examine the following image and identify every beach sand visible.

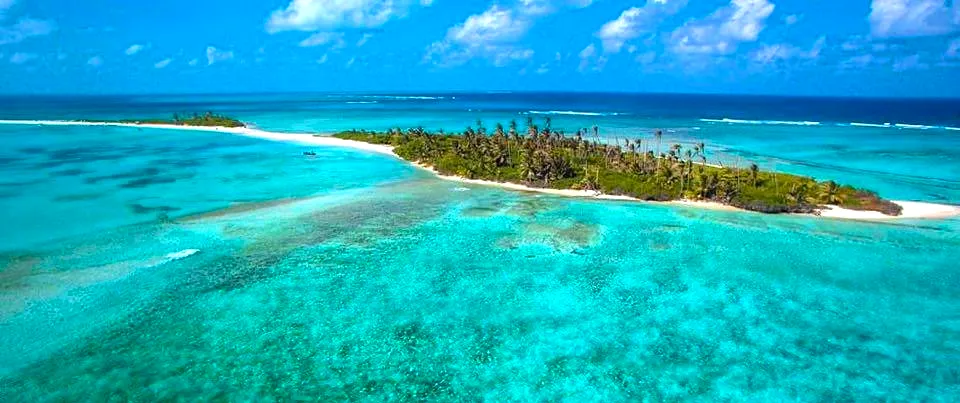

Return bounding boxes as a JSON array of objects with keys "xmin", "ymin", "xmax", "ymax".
[{"xmin": 2, "ymin": 119, "xmax": 957, "ymax": 221}]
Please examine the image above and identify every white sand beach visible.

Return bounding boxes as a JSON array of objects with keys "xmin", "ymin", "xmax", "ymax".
[{"xmin": 2, "ymin": 119, "xmax": 957, "ymax": 221}]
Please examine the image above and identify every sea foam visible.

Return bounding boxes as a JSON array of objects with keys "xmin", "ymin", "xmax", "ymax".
[
  {"xmin": 894, "ymin": 123, "xmax": 936, "ymax": 130},
  {"xmin": 525, "ymin": 110, "xmax": 624, "ymax": 117},
  {"xmin": 700, "ymin": 118, "xmax": 820, "ymax": 126},
  {"xmin": 164, "ymin": 249, "xmax": 200, "ymax": 261},
  {"xmin": 849, "ymin": 122, "xmax": 892, "ymax": 128}
]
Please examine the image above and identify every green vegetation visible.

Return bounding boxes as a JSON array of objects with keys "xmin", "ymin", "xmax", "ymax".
[
  {"xmin": 117, "ymin": 112, "xmax": 245, "ymax": 128},
  {"xmin": 334, "ymin": 118, "xmax": 902, "ymax": 216}
]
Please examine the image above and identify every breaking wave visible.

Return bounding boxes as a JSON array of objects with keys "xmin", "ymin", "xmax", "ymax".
[
  {"xmin": 702, "ymin": 118, "xmax": 958, "ymax": 131},
  {"xmin": 525, "ymin": 110, "xmax": 626, "ymax": 117},
  {"xmin": 700, "ymin": 118, "xmax": 821, "ymax": 126},
  {"xmin": 848, "ymin": 122, "xmax": 956, "ymax": 131}
]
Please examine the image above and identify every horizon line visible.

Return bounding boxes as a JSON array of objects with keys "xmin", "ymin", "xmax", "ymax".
[{"xmin": 1, "ymin": 90, "xmax": 959, "ymax": 102}]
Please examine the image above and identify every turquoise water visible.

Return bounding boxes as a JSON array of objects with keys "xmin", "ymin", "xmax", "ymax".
[{"xmin": 1, "ymin": 94, "xmax": 960, "ymax": 400}]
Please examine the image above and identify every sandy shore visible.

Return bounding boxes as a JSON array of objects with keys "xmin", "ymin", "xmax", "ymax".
[
  {"xmin": 817, "ymin": 201, "xmax": 960, "ymax": 220},
  {"xmin": 3, "ymin": 119, "xmax": 958, "ymax": 221},
  {"xmin": 0, "ymin": 119, "xmax": 397, "ymax": 157}
]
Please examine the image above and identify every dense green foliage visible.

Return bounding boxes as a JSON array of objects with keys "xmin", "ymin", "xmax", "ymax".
[
  {"xmin": 118, "ymin": 112, "xmax": 245, "ymax": 128},
  {"xmin": 334, "ymin": 119, "xmax": 902, "ymax": 216}
]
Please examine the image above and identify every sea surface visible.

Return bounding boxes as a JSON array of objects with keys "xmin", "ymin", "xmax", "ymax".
[{"xmin": 1, "ymin": 93, "xmax": 959, "ymax": 401}]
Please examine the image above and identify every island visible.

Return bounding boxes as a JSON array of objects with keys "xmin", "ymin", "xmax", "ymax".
[
  {"xmin": 5, "ymin": 114, "xmax": 943, "ymax": 219},
  {"xmin": 334, "ymin": 119, "xmax": 903, "ymax": 216},
  {"xmin": 115, "ymin": 112, "xmax": 245, "ymax": 128}
]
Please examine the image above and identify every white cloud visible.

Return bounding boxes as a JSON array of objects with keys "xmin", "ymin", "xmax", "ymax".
[
  {"xmin": 154, "ymin": 58, "xmax": 172, "ymax": 69},
  {"xmin": 493, "ymin": 49, "xmax": 534, "ymax": 66},
  {"xmin": 356, "ymin": 33, "xmax": 374, "ymax": 46},
  {"xmin": 346, "ymin": 56, "xmax": 356, "ymax": 67},
  {"xmin": 784, "ymin": 14, "xmax": 800, "ymax": 25},
  {"xmin": 425, "ymin": 1, "xmax": 592, "ymax": 67},
  {"xmin": 188, "ymin": 58, "xmax": 199, "ymax": 66},
  {"xmin": 266, "ymin": 0, "xmax": 432, "ymax": 33},
  {"xmin": 206, "ymin": 46, "xmax": 234, "ymax": 65},
  {"xmin": 125, "ymin": 44, "xmax": 144, "ymax": 56},
  {"xmin": 839, "ymin": 53, "xmax": 892, "ymax": 69},
  {"xmin": 448, "ymin": 6, "xmax": 529, "ymax": 46},
  {"xmin": 0, "ymin": 17, "xmax": 55, "ymax": 45},
  {"xmin": 87, "ymin": 56, "xmax": 103, "ymax": 67},
  {"xmin": 299, "ymin": 32, "xmax": 346, "ymax": 48},
  {"xmin": 869, "ymin": 0, "xmax": 959, "ymax": 38},
  {"xmin": 535, "ymin": 63, "xmax": 550, "ymax": 74},
  {"xmin": 424, "ymin": 5, "xmax": 531, "ymax": 66},
  {"xmin": 577, "ymin": 43, "xmax": 606, "ymax": 72},
  {"xmin": 597, "ymin": 1, "xmax": 689, "ymax": 53},
  {"xmin": 9, "ymin": 51, "xmax": 35, "ymax": 64},
  {"xmin": 317, "ymin": 54, "xmax": 329, "ymax": 64},
  {"xmin": 892, "ymin": 54, "xmax": 928, "ymax": 71},
  {"xmin": 752, "ymin": 36, "xmax": 825, "ymax": 64},
  {"xmin": 947, "ymin": 37, "xmax": 960, "ymax": 57},
  {"xmin": 670, "ymin": 0, "xmax": 775, "ymax": 55}
]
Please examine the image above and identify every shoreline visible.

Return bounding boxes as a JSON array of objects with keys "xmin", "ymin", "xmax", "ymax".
[{"xmin": 3, "ymin": 119, "xmax": 958, "ymax": 221}]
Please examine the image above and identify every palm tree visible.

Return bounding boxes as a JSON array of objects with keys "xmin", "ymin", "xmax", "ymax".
[
  {"xmin": 819, "ymin": 181, "xmax": 843, "ymax": 204},
  {"xmin": 749, "ymin": 163, "xmax": 759, "ymax": 187},
  {"xmin": 788, "ymin": 182, "xmax": 810, "ymax": 205},
  {"xmin": 655, "ymin": 129, "xmax": 663, "ymax": 170}
]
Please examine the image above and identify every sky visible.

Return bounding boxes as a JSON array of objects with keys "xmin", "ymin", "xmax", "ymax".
[{"xmin": 0, "ymin": 0, "xmax": 959, "ymax": 97}]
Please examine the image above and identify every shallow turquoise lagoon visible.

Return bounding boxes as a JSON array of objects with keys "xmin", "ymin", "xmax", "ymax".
[{"xmin": 1, "ymin": 120, "xmax": 959, "ymax": 400}]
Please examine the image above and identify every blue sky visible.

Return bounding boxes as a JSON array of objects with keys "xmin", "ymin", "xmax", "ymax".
[{"xmin": 1, "ymin": 0, "xmax": 959, "ymax": 97}]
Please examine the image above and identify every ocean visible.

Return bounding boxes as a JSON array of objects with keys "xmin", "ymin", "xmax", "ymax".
[{"xmin": 1, "ymin": 93, "xmax": 959, "ymax": 401}]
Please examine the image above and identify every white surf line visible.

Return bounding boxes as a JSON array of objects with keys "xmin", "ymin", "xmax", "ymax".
[
  {"xmin": 0, "ymin": 119, "xmax": 399, "ymax": 157},
  {"xmin": 3, "ymin": 119, "xmax": 958, "ymax": 221}
]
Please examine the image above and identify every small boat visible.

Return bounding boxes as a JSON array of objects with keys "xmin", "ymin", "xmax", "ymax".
[{"xmin": 303, "ymin": 151, "xmax": 317, "ymax": 156}]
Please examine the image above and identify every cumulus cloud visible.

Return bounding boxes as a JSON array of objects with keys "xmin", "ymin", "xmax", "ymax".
[
  {"xmin": 266, "ymin": 0, "xmax": 432, "ymax": 33},
  {"xmin": 597, "ymin": 1, "xmax": 689, "ymax": 53},
  {"xmin": 869, "ymin": 0, "xmax": 959, "ymax": 38},
  {"xmin": 892, "ymin": 53, "xmax": 928, "ymax": 71},
  {"xmin": 154, "ymin": 58, "xmax": 172, "ymax": 69},
  {"xmin": 125, "ymin": 44, "xmax": 144, "ymax": 56},
  {"xmin": 424, "ymin": 5, "xmax": 532, "ymax": 66},
  {"xmin": 947, "ymin": 37, "xmax": 960, "ymax": 57},
  {"xmin": 188, "ymin": 58, "xmax": 199, "ymax": 66},
  {"xmin": 577, "ymin": 43, "xmax": 606, "ymax": 72},
  {"xmin": 0, "ymin": 17, "xmax": 55, "ymax": 45},
  {"xmin": 206, "ymin": 46, "xmax": 234, "ymax": 65},
  {"xmin": 425, "ymin": 0, "xmax": 593, "ymax": 67},
  {"xmin": 87, "ymin": 56, "xmax": 103, "ymax": 67},
  {"xmin": 356, "ymin": 33, "xmax": 374, "ymax": 46},
  {"xmin": 670, "ymin": 0, "xmax": 775, "ymax": 55},
  {"xmin": 9, "ymin": 51, "xmax": 35, "ymax": 64},
  {"xmin": 752, "ymin": 37, "xmax": 825, "ymax": 64},
  {"xmin": 299, "ymin": 32, "xmax": 346, "ymax": 48},
  {"xmin": 839, "ymin": 53, "xmax": 893, "ymax": 69}
]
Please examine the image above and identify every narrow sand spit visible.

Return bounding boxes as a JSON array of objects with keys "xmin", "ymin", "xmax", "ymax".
[{"xmin": 3, "ymin": 119, "xmax": 957, "ymax": 221}]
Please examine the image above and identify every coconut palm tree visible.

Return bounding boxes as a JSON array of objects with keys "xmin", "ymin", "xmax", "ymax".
[
  {"xmin": 819, "ymin": 181, "xmax": 843, "ymax": 204},
  {"xmin": 749, "ymin": 163, "xmax": 759, "ymax": 187},
  {"xmin": 655, "ymin": 129, "xmax": 663, "ymax": 170}
]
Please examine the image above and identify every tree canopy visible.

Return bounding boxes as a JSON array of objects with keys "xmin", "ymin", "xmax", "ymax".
[{"xmin": 334, "ymin": 120, "xmax": 902, "ymax": 216}]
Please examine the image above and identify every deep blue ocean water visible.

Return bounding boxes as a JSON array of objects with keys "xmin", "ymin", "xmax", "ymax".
[{"xmin": 1, "ymin": 93, "xmax": 959, "ymax": 401}]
